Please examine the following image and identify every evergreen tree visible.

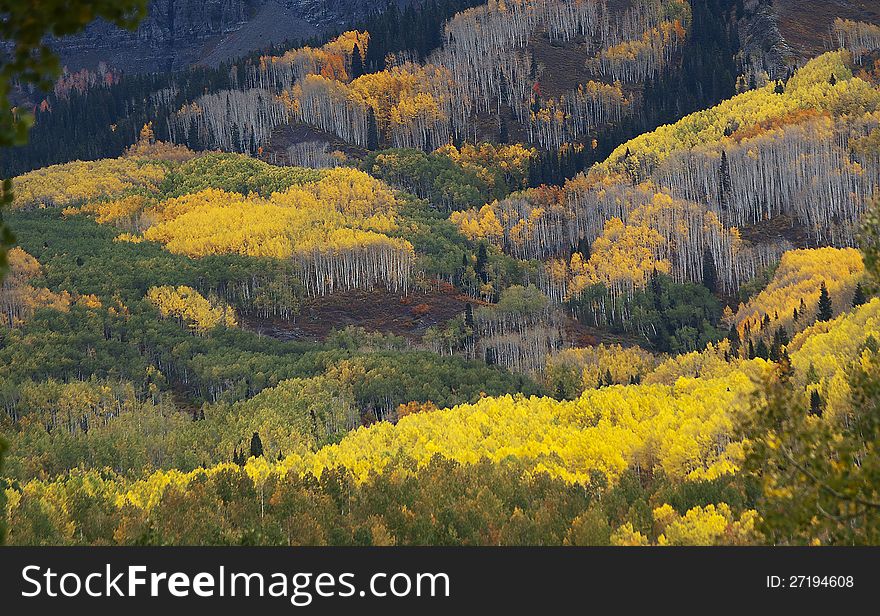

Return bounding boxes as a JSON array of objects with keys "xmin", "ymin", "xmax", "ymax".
[
  {"xmin": 702, "ymin": 247, "xmax": 718, "ymax": 293},
  {"xmin": 186, "ymin": 120, "xmax": 201, "ymax": 151},
  {"xmin": 499, "ymin": 116, "xmax": 509, "ymax": 144},
  {"xmin": 817, "ymin": 282, "xmax": 833, "ymax": 321},
  {"xmin": 484, "ymin": 347, "xmax": 496, "ymax": 365},
  {"xmin": 350, "ymin": 43, "xmax": 364, "ymax": 80},
  {"xmin": 366, "ymin": 107, "xmax": 380, "ymax": 150},
  {"xmin": 230, "ymin": 122, "xmax": 241, "ymax": 151},
  {"xmin": 769, "ymin": 326, "xmax": 788, "ymax": 361},
  {"xmin": 604, "ymin": 369, "xmax": 614, "ymax": 387},
  {"xmin": 475, "ymin": 243, "xmax": 489, "ymax": 283},
  {"xmin": 250, "ymin": 432, "xmax": 264, "ymax": 458},
  {"xmin": 852, "ymin": 282, "xmax": 867, "ymax": 308},
  {"xmin": 718, "ymin": 150, "xmax": 732, "ymax": 211},
  {"xmin": 0, "ymin": 437, "xmax": 6, "ymax": 544},
  {"xmin": 464, "ymin": 302, "xmax": 475, "ymax": 329},
  {"xmin": 573, "ymin": 236, "xmax": 591, "ymax": 261},
  {"xmin": 727, "ymin": 325, "xmax": 741, "ymax": 358},
  {"xmin": 555, "ymin": 380, "xmax": 567, "ymax": 401},
  {"xmin": 755, "ymin": 338, "xmax": 769, "ymax": 360},
  {"xmin": 810, "ymin": 389, "xmax": 823, "ymax": 417}
]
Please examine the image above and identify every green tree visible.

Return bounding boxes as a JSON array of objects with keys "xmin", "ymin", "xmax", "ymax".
[
  {"xmin": 727, "ymin": 325, "xmax": 741, "ymax": 358},
  {"xmin": 754, "ymin": 338, "xmax": 769, "ymax": 360},
  {"xmin": 350, "ymin": 43, "xmax": 364, "ymax": 80},
  {"xmin": 0, "ymin": 0, "xmax": 149, "ymax": 279},
  {"xmin": 250, "ymin": 432, "xmax": 264, "ymax": 459},
  {"xmin": 817, "ymin": 282, "xmax": 833, "ymax": 321},
  {"xmin": 0, "ymin": 0, "xmax": 147, "ymax": 544},
  {"xmin": 809, "ymin": 389, "xmax": 823, "ymax": 417},
  {"xmin": 852, "ymin": 282, "xmax": 867, "ymax": 308},
  {"xmin": 742, "ymin": 360, "xmax": 880, "ymax": 544},
  {"xmin": 0, "ymin": 437, "xmax": 6, "ymax": 544},
  {"xmin": 701, "ymin": 247, "xmax": 718, "ymax": 293},
  {"xmin": 475, "ymin": 242, "xmax": 489, "ymax": 283},
  {"xmin": 860, "ymin": 195, "xmax": 880, "ymax": 283},
  {"xmin": 739, "ymin": 198, "xmax": 880, "ymax": 545}
]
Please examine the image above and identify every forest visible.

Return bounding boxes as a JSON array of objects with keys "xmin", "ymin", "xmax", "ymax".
[{"xmin": 1, "ymin": 0, "xmax": 880, "ymax": 547}]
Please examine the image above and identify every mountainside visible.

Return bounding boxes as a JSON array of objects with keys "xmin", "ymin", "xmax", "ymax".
[
  {"xmin": 3, "ymin": 0, "xmax": 880, "ymax": 548},
  {"xmin": 51, "ymin": 0, "xmax": 397, "ymax": 73}
]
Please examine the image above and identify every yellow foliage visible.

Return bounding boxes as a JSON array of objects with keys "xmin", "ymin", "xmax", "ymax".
[
  {"xmin": 293, "ymin": 367, "xmax": 757, "ymax": 485},
  {"xmin": 12, "ymin": 158, "xmax": 167, "ymax": 210},
  {"xmin": 451, "ymin": 204, "xmax": 505, "ymax": 243},
  {"xmin": 646, "ymin": 343, "xmax": 772, "ymax": 385},
  {"xmin": 0, "ymin": 248, "xmax": 74, "ymax": 327},
  {"xmin": 138, "ymin": 180, "xmax": 409, "ymax": 263},
  {"xmin": 146, "ymin": 285, "xmax": 238, "ymax": 333},
  {"xmin": 436, "ymin": 142, "xmax": 535, "ymax": 188},
  {"xmin": 568, "ymin": 217, "xmax": 671, "ymax": 298},
  {"xmin": 597, "ymin": 51, "xmax": 880, "ymax": 176},
  {"xmin": 546, "ymin": 344, "xmax": 660, "ymax": 391},
  {"xmin": 610, "ymin": 523, "xmax": 650, "ymax": 546},
  {"xmin": 64, "ymin": 194, "xmax": 150, "ymax": 227},
  {"xmin": 789, "ymin": 298, "xmax": 880, "ymax": 421},
  {"xmin": 654, "ymin": 503, "xmax": 759, "ymax": 545},
  {"xmin": 61, "ymin": 365, "xmax": 760, "ymax": 515},
  {"xmin": 734, "ymin": 248, "xmax": 864, "ymax": 340}
]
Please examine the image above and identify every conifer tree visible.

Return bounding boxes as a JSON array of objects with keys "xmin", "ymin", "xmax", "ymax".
[
  {"xmin": 250, "ymin": 432, "xmax": 264, "ymax": 458},
  {"xmin": 718, "ymin": 150, "xmax": 732, "ymax": 212},
  {"xmin": 476, "ymin": 242, "xmax": 489, "ymax": 283},
  {"xmin": 464, "ymin": 302, "xmax": 475, "ymax": 329},
  {"xmin": 702, "ymin": 247, "xmax": 717, "ymax": 293},
  {"xmin": 852, "ymin": 282, "xmax": 867, "ymax": 308},
  {"xmin": 555, "ymin": 380, "xmax": 567, "ymax": 401},
  {"xmin": 0, "ymin": 437, "xmax": 5, "ymax": 544},
  {"xmin": 727, "ymin": 325, "xmax": 741, "ymax": 358},
  {"xmin": 351, "ymin": 43, "xmax": 364, "ymax": 80},
  {"xmin": 499, "ymin": 116, "xmax": 509, "ymax": 144},
  {"xmin": 366, "ymin": 107, "xmax": 380, "ymax": 150},
  {"xmin": 755, "ymin": 338, "xmax": 769, "ymax": 360},
  {"xmin": 817, "ymin": 282, "xmax": 833, "ymax": 321},
  {"xmin": 810, "ymin": 389, "xmax": 823, "ymax": 417}
]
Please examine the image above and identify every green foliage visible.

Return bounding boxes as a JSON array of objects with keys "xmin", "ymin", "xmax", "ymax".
[
  {"xmin": 741, "ymin": 359, "xmax": 880, "ymax": 544},
  {"xmin": 392, "ymin": 197, "xmax": 535, "ymax": 292},
  {"xmin": 162, "ymin": 153, "xmax": 324, "ymax": 198},
  {"xmin": 0, "ymin": 434, "xmax": 6, "ymax": 544},
  {"xmin": 364, "ymin": 148, "xmax": 497, "ymax": 211},
  {"xmin": 736, "ymin": 260, "xmax": 779, "ymax": 305},
  {"xmin": 817, "ymin": 281, "xmax": 834, "ymax": 322},
  {"xmin": 493, "ymin": 284, "xmax": 550, "ymax": 316},
  {"xmin": 5, "ymin": 455, "xmax": 760, "ymax": 546},
  {"xmin": 571, "ymin": 273, "xmax": 725, "ymax": 353},
  {"xmin": 1, "ymin": 381, "xmax": 207, "ymax": 481},
  {"xmin": 859, "ymin": 193, "xmax": 880, "ymax": 284},
  {"xmin": 11, "ymin": 209, "xmax": 304, "ymax": 310},
  {"xmin": 0, "ymin": 0, "xmax": 149, "ymax": 280}
]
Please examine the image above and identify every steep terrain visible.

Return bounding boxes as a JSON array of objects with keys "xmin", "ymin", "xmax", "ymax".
[
  {"xmin": 51, "ymin": 0, "xmax": 397, "ymax": 73},
  {"xmin": 776, "ymin": 0, "xmax": 880, "ymax": 60},
  {"xmin": 2, "ymin": 3, "xmax": 880, "ymax": 545}
]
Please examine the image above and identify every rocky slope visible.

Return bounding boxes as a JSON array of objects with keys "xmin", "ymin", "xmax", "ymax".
[
  {"xmin": 52, "ymin": 0, "xmax": 394, "ymax": 73},
  {"xmin": 736, "ymin": 0, "xmax": 880, "ymax": 80}
]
